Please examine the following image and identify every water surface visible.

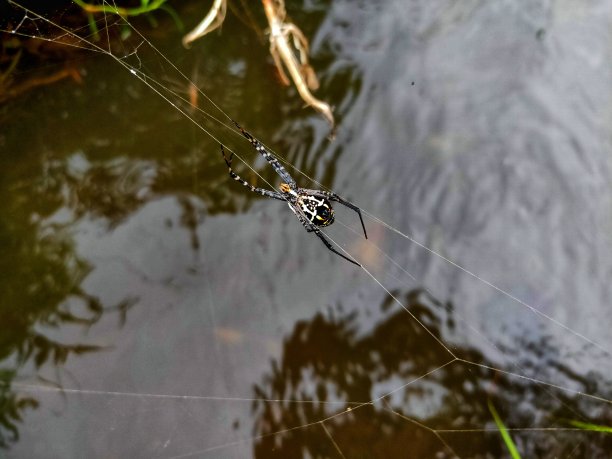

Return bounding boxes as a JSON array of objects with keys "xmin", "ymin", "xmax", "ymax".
[{"xmin": 1, "ymin": 0, "xmax": 612, "ymax": 457}]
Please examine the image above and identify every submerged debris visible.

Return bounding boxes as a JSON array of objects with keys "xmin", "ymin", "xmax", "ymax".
[{"xmin": 0, "ymin": 34, "xmax": 83, "ymax": 104}]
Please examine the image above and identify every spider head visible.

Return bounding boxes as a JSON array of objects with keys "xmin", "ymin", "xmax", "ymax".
[{"xmin": 300, "ymin": 195, "xmax": 335, "ymax": 227}]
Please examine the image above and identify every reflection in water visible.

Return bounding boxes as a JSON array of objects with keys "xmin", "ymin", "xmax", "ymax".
[
  {"xmin": 0, "ymin": 4, "xmax": 301, "ymax": 446},
  {"xmin": 253, "ymin": 289, "xmax": 611, "ymax": 458},
  {"xmin": 0, "ymin": 371, "xmax": 37, "ymax": 448},
  {"xmin": 0, "ymin": 128, "xmax": 224, "ymax": 446},
  {"xmin": 0, "ymin": 185, "xmax": 107, "ymax": 445}
]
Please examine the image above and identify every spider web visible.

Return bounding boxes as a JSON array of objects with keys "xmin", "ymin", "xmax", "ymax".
[{"xmin": 1, "ymin": 1, "xmax": 612, "ymax": 457}]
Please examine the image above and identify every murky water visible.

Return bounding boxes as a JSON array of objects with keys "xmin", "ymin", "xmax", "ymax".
[{"xmin": 1, "ymin": 1, "xmax": 612, "ymax": 458}]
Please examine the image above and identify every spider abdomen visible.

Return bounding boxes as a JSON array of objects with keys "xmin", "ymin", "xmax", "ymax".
[{"xmin": 298, "ymin": 195, "xmax": 335, "ymax": 227}]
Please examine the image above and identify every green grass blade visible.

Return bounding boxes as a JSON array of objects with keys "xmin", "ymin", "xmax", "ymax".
[
  {"xmin": 160, "ymin": 5, "xmax": 184, "ymax": 32},
  {"xmin": 568, "ymin": 420, "xmax": 612, "ymax": 433},
  {"xmin": 488, "ymin": 400, "xmax": 521, "ymax": 459},
  {"xmin": 74, "ymin": 0, "xmax": 168, "ymax": 17},
  {"xmin": 86, "ymin": 12, "xmax": 100, "ymax": 41}
]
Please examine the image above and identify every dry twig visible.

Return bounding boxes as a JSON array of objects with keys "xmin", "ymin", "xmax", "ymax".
[
  {"xmin": 182, "ymin": 0, "xmax": 334, "ymax": 128},
  {"xmin": 262, "ymin": 0, "xmax": 334, "ymax": 127},
  {"xmin": 182, "ymin": 0, "xmax": 227, "ymax": 48}
]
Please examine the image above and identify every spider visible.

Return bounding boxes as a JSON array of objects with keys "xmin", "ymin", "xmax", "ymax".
[{"xmin": 220, "ymin": 121, "xmax": 368, "ymax": 267}]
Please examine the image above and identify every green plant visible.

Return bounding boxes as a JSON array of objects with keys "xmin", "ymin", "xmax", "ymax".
[
  {"xmin": 567, "ymin": 420, "xmax": 612, "ymax": 434},
  {"xmin": 74, "ymin": 0, "xmax": 169, "ymax": 17},
  {"xmin": 488, "ymin": 399, "xmax": 521, "ymax": 459},
  {"xmin": 73, "ymin": 0, "xmax": 183, "ymax": 40}
]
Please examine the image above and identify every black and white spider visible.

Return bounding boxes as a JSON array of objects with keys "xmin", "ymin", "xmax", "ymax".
[{"xmin": 221, "ymin": 121, "xmax": 367, "ymax": 267}]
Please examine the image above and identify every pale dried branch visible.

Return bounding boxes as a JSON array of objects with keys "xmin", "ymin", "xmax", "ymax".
[
  {"xmin": 263, "ymin": 0, "xmax": 333, "ymax": 127},
  {"xmin": 181, "ymin": 0, "xmax": 334, "ymax": 128},
  {"xmin": 182, "ymin": 0, "xmax": 227, "ymax": 48}
]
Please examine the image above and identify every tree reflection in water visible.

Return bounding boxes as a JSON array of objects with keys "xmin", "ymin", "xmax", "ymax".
[
  {"xmin": 252, "ymin": 289, "xmax": 611, "ymax": 458},
  {"xmin": 0, "ymin": 198, "xmax": 106, "ymax": 446},
  {"xmin": 0, "ymin": 140, "xmax": 231, "ymax": 447}
]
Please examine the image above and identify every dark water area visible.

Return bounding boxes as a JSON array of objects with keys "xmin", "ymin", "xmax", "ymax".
[{"xmin": 1, "ymin": 1, "xmax": 612, "ymax": 458}]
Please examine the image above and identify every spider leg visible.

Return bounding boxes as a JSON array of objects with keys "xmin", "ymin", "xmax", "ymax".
[
  {"xmin": 289, "ymin": 203, "xmax": 361, "ymax": 267},
  {"xmin": 231, "ymin": 119, "xmax": 297, "ymax": 189},
  {"xmin": 311, "ymin": 227, "xmax": 361, "ymax": 267},
  {"xmin": 286, "ymin": 202, "xmax": 314, "ymax": 231},
  {"xmin": 301, "ymin": 189, "xmax": 368, "ymax": 239},
  {"xmin": 220, "ymin": 145, "xmax": 286, "ymax": 201}
]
